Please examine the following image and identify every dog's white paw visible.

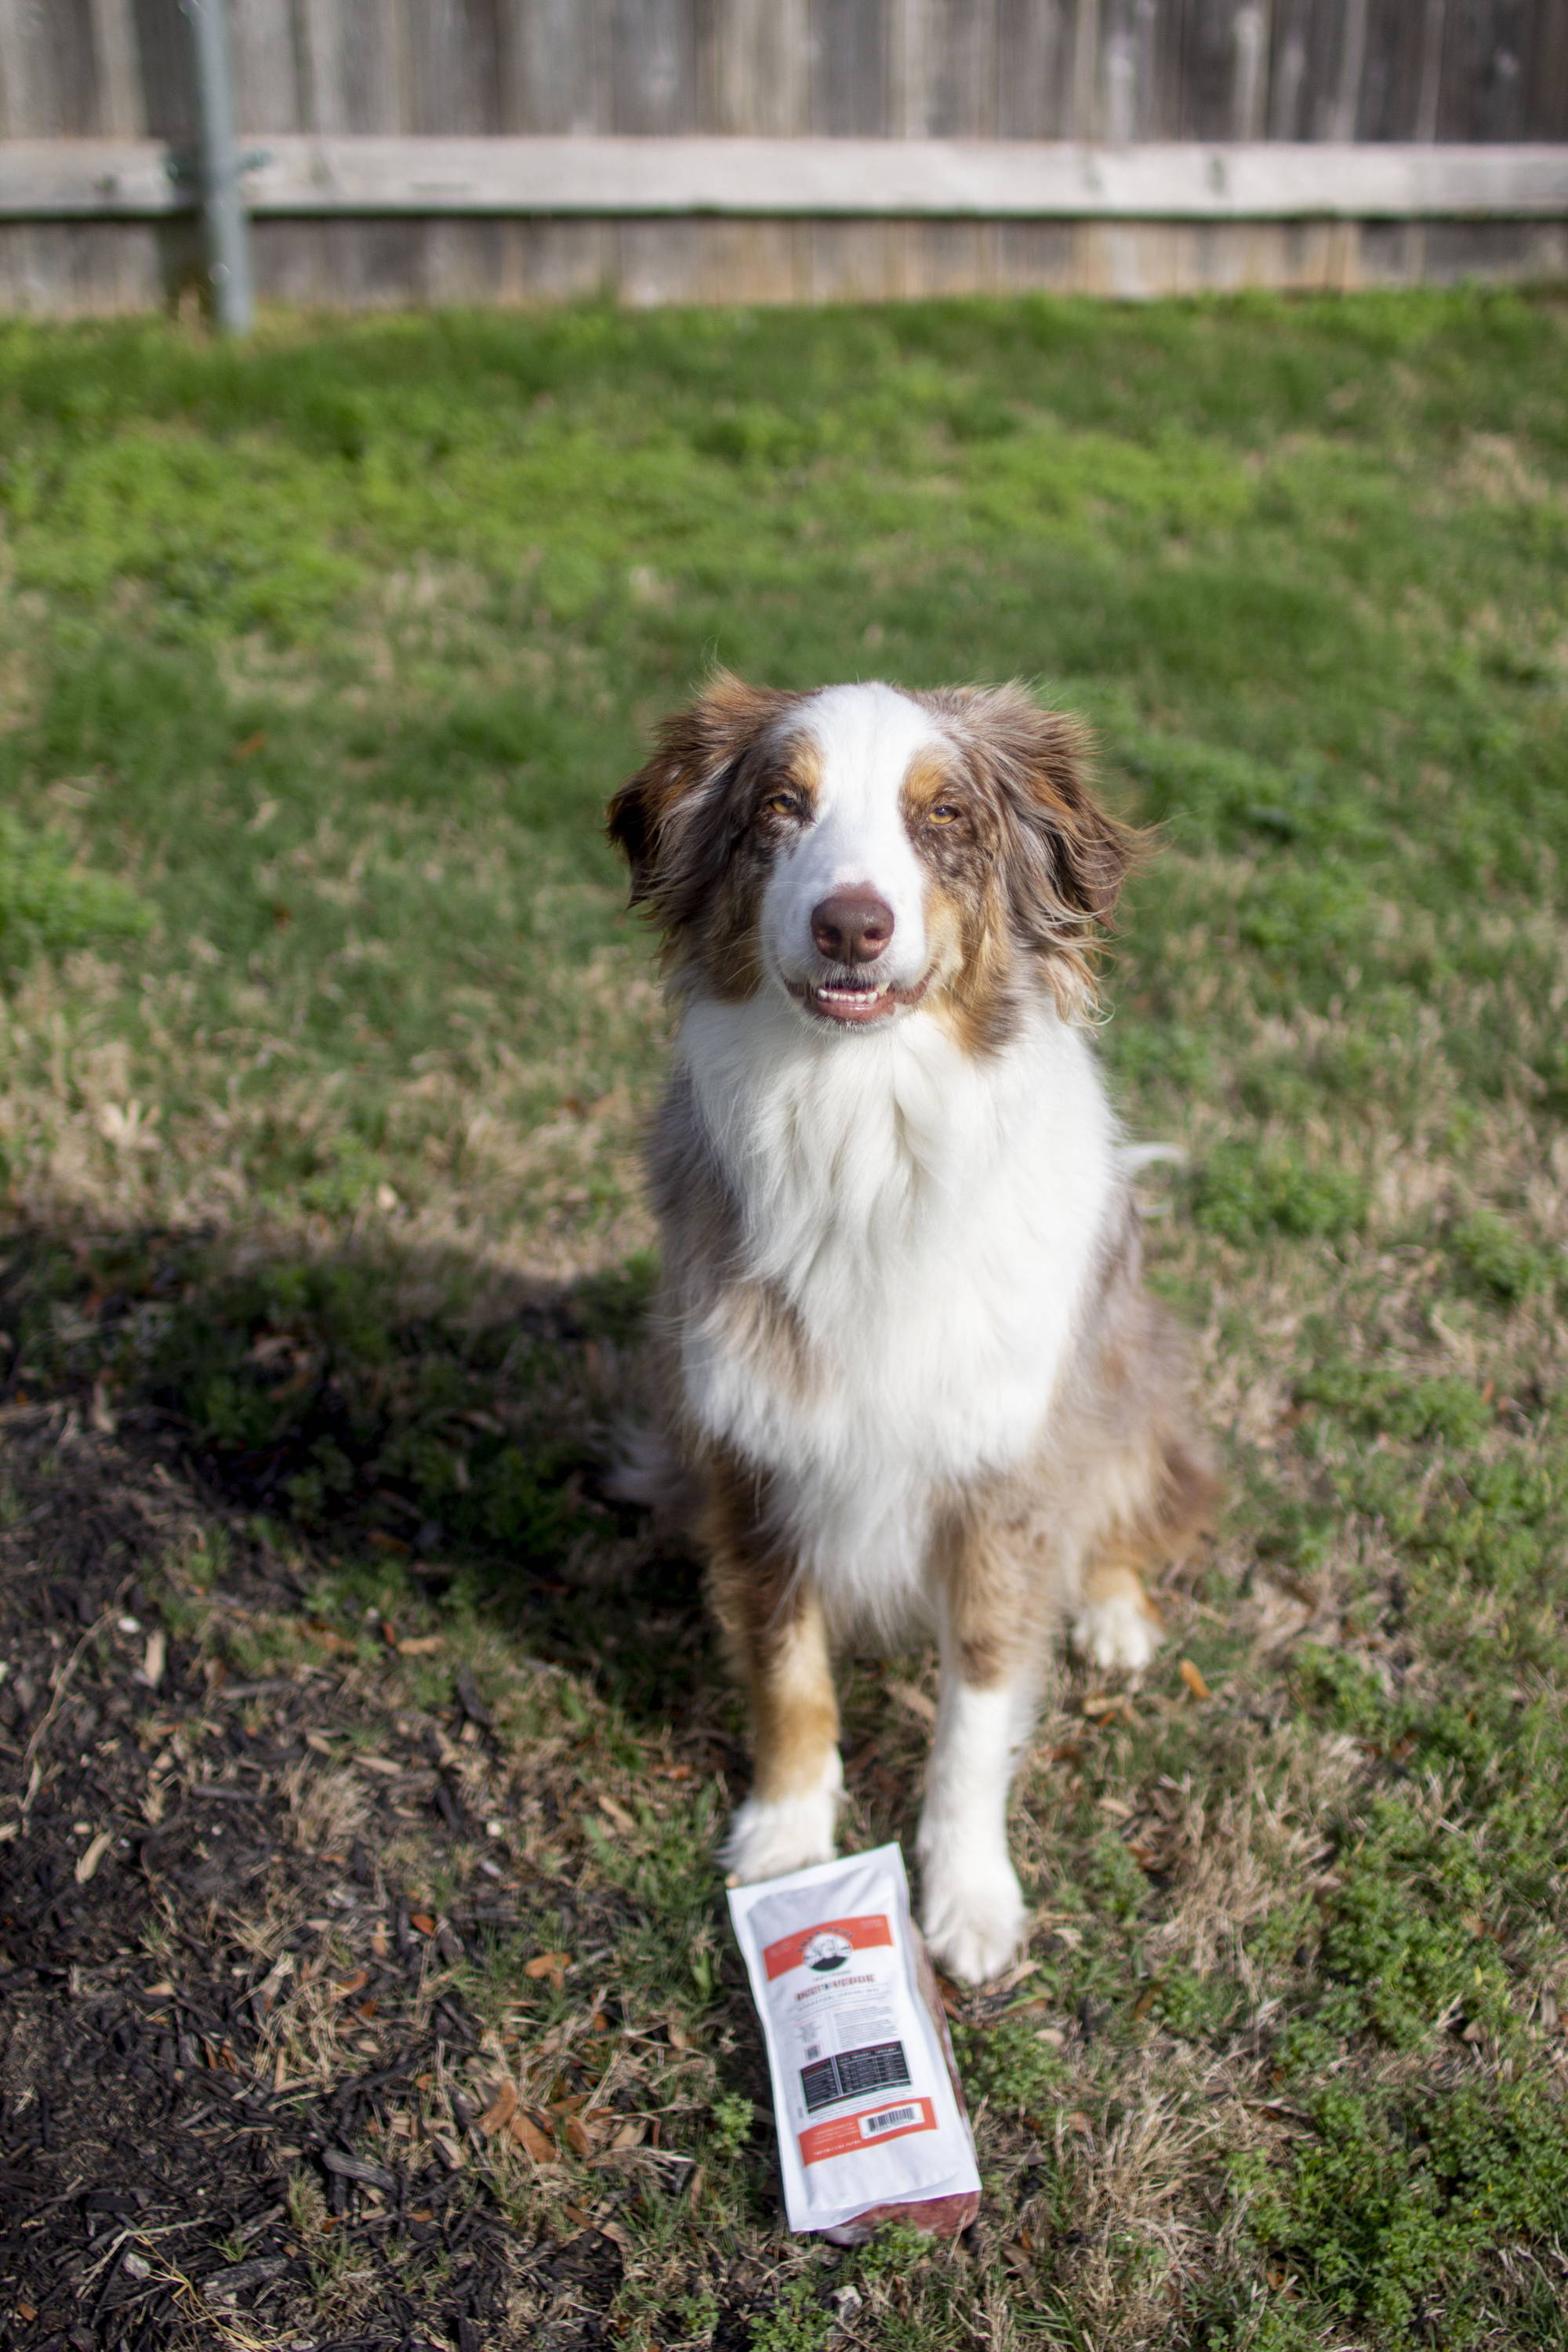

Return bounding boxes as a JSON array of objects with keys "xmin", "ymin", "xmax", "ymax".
[
  {"xmin": 721, "ymin": 1764, "xmax": 841, "ymax": 1885},
  {"xmin": 1071, "ymin": 1584, "xmax": 1163, "ymax": 1676},
  {"xmin": 917, "ymin": 1846, "xmax": 1026, "ymax": 1985}
]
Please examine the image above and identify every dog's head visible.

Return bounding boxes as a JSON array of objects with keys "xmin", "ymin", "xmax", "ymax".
[{"xmin": 607, "ymin": 673, "xmax": 1135, "ymax": 1047}]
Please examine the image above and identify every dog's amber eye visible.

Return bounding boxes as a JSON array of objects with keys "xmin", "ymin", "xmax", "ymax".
[
  {"xmin": 763, "ymin": 791, "xmax": 804, "ymax": 819},
  {"xmin": 927, "ymin": 802, "xmax": 962, "ymax": 826}
]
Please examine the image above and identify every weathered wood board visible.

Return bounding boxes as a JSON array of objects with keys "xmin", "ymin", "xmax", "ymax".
[{"xmin": 0, "ymin": 0, "xmax": 1564, "ymax": 311}]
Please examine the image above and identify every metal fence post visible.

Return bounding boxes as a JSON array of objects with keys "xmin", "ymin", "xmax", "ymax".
[{"xmin": 184, "ymin": 0, "xmax": 254, "ymax": 332}]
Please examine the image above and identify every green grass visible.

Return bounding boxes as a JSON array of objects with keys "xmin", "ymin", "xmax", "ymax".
[{"xmin": 2, "ymin": 287, "xmax": 1567, "ymax": 2350}]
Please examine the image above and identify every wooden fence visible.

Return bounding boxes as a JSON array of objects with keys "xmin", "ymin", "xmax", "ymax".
[{"xmin": 1, "ymin": 0, "xmax": 1565, "ymax": 312}]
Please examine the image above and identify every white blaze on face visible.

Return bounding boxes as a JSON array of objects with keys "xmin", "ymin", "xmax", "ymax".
[{"xmin": 760, "ymin": 682, "xmax": 942, "ymax": 1000}]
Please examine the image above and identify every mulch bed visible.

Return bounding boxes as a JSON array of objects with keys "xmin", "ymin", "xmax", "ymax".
[{"xmin": 0, "ymin": 1402, "xmax": 632, "ymax": 2351}]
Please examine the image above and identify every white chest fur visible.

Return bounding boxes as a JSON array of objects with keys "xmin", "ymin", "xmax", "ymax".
[{"xmin": 674, "ymin": 995, "xmax": 1118, "ymax": 1630}]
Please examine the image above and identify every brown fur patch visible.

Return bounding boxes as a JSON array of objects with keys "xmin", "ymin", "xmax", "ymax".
[
  {"xmin": 913, "ymin": 683, "xmax": 1141, "ymax": 1026},
  {"xmin": 899, "ymin": 739, "xmax": 1026, "ymax": 1056},
  {"xmin": 928, "ymin": 1489, "xmax": 1047, "ymax": 1687},
  {"xmin": 701, "ymin": 1449, "xmax": 839, "ymax": 1802},
  {"xmin": 606, "ymin": 673, "xmax": 816, "ymax": 1003}
]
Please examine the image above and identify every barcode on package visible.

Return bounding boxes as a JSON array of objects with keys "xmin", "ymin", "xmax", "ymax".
[
  {"xmin": 796, "ymin": 2093, "xmax": 938, "ymax": 2166},
  {"xmin": 863, "ymin": 2104, "xmax": 920, "ymax": 2135},
  {"xmin": 800, "ymin": 2039, "xmax": 910, "ymax": 2114}
]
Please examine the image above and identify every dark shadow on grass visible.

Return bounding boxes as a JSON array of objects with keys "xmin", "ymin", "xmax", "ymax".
[{"xmin": 0, "ymin": 1215, "xmax": 723, "ymax": 1738}]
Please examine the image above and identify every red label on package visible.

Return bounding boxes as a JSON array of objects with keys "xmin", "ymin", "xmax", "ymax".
[
  {"xmin": 762, "ymin": 1914, "xmax": 894, "ymax": 1982},
  {"xmin": 798, "ymin": 2097, "xmax": 938, "ymax": 2166}
]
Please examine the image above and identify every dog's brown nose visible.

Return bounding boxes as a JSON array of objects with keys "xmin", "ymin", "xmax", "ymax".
[{"xmin": 811, "ymin": 891, "xmax": 895, "ymax": 965}]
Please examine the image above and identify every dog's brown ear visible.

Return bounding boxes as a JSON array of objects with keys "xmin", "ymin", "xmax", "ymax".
[
  {"xmin": 1006, "ymin": 702, "xmax": 1135, "ymax": 939},
  {"xmin": 929, "ymin": 683, "xmax": 1138, "ymax": 1011},
  {"xmin": 607, "ymin": 671, "xmax": 793, "ymax": 928}
]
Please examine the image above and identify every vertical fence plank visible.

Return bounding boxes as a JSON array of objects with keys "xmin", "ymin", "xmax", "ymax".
[
  {"xmin": 888, "ymin": 0, "xmax": 932, "ymax": 135},
  {"xmin": 1327, "ymin": 0, "xmax": 1368, "ymax": 136},
  {"xmin": 229, "ymin": 0, "xmax": 303, "ymax": 130},
  {"xmin": 1135, "ymin": 0, "xmax": 1174, "ymax": 140},
  {"xmin": 9, "ymin": 0, "xmax": 100, "ymax": 132},
  {"xmin": 620, "ymin": 216, "xmax": 710, "ymax": 302},
  {"xmin": 811, "ymin": 0, "xmax": 889, "ymax": 133},
  {"xmin": 1096, "ymin": 0, "xmax": 1131, "ymax": 140},
  {"xmin": 808, "ymin": 219, "xmax": 911, "ymax": 298},
  {"xmin": 412, "ymin": 0, "xmax": 506, "ymax": 135},
  {"xmin": 1066, "ymin": 0, "xmax": 1102, "ymax": 134},
  {"xmin": 719, "ymin": 222, "xmax": 809, "ymax": 303},
  {"xmin": 612, "ymin": 0, "xmax": 699, "ymax": 131},
  {"xmin": 1101, "ymin": 0, "xmax": 1166, "ymax": 140},
  {"xmin": 296, "ymin": 0, "xmax": 407, "ymax": 133},
  {"xmin": 1230, "ymin": 1, "xmax": 1271, "ymax": 136},
  {"xmin": 1519, "ymin": 0, "xmax": 1568, "ymax": 137},
  {"xmin": 512, "ymin": 218, "xmax": 614, "ymax": 301},
  {"xmin": 1101, "ymin": 0, "xmax": 1134, "ymax": 139},
  {"xmin": 1304, "ymin": 0, "xmax": 1341, "ymax": 141},
  {"xmin": 925, "ymin": 0, "xmax": 1000, "ymax": 136},
  {"xmin": 297, "ymin": 0, "xmax": 343, "ymax": 130},
  {"xmin": 996, "ymin": 218, "xmax": 1076, "ymax": 284},
  {"xmin": 1414, "ymin": 0, "xmax": 1446, "ymax": 136},
  {"xmin": 1178, "ymin": 0, "xmax": 1266, "ymax": 140},
  {"xmin": 914, "ymin": 218, "xmax": 1001, "ymax": 290},
  {"xmin": 508, "ymin": 0, "xmax": 610, "ymax": 132},
  {"xmin": 1438, "ymin": 0, "xmax": 1530, "ymax": 140},
  {"xmin": 87, "ymin": 0, "xmax": 143, "ymax": 132},
  {"xmin": 0, "ymin": 2, "xmax": 35, "ymax": 139},
  {"xmin": 1353, "ymin": 0, "xmax": 1412, "ymax": 136},
  {"xmin": 128, "ymin": 0, "xmax": 195, "ymax": 140},
  {"xmin": 716, "ymin": 0, "xmax": 809, "ymax": 131},
  {"xmin": 1276, "ymin": 0, "xmax": 1319, "ymax": 138},
  {"xmin": 995, "ymin": 0, "xmax": 1069, "ymax": 136}
]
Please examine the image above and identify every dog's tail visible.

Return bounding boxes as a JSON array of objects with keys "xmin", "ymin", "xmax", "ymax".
[{"xmin": 1119, "ymin": 1142, "xmax": 1186, "ymax": 1176}]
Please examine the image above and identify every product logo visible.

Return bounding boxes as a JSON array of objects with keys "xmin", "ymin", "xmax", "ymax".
[{"xmin": 761, "ymin": 1914, "xmax": 894, "ymax": 1980}]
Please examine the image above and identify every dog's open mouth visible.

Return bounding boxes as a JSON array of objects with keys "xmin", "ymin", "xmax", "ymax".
[{"xmin": 791, "ymin": 972, "xmax": 931, "ymax": 1027}]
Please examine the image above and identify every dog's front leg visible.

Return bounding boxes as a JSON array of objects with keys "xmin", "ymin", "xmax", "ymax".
[
  {"xmin": 706, "ymin": 1468, "xmax": 842, "ymax": 1884},
  {"xmin": 917, "ymin": 1518, "xmax": 1036, "ymax": 1984}
]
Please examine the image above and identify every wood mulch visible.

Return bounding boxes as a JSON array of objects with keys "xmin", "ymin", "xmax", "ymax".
[{"xmin": 0, "ymin": 1402, "xmax": 630, "ymax": 2352}]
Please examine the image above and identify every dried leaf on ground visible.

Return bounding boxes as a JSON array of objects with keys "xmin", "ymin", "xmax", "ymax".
[
  {"xmin": 509, "ymin": 2109, "xmax": 559, "ymax": 2163},
  {"xmin": 477, "ymin": 2081, "xmax": 518, "ymax": 2136},
  {"xmin": 524, "ymin": 1951, "xmax": 571, "ymax": 1990}
]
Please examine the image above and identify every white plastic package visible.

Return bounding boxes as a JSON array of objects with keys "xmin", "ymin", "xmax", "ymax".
[{"xmin": 727, "ymin": 1843, "xmax": 982, "ymax": 2241}]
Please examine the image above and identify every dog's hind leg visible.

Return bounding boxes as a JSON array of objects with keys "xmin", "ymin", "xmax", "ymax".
[
  {"xmin": 1063, "ymin": 1273, "xmax": 1220, "ymax": 1679},
  {"xmin": 1068, "ymin": 1419, "xmax": 1218, "ymax": 1676},
  {"xmin": 704, "ymin": 1459, "xmax": 843, "ymax": 1885},
  {"xmin": 1070, "ymin": 1555, "xmax": 1164, "ymax": 1675}
]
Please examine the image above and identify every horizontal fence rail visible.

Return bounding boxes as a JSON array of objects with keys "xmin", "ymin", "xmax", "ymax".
[
  {"xmin": 1, "ymin": 0, "xmax": 1566, "ymax": 312},
  {"xmin": 6, "ymin": 138, "xmax": 1568, "ymax": 223}
]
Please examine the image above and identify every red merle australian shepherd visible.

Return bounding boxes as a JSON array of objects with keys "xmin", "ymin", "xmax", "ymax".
[{"xmin": 608, "ymin": 674, "xmax": 1215, "ymax": 1984}]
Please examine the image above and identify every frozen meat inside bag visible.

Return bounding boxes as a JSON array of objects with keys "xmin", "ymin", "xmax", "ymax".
[{"xmin": 727, "ymin": 1844, "xmax": 981, "ymax": 2240}]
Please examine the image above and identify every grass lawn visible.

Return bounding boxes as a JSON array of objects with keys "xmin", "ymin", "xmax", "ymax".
[{"xmin": 1, "ymin": 287, "xmax": 1566, "ymax": 2350}]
